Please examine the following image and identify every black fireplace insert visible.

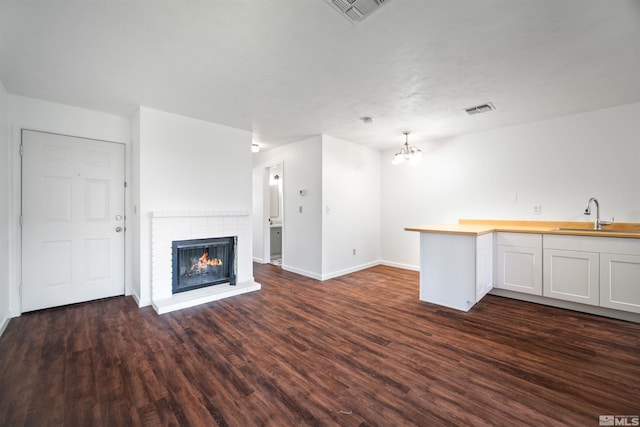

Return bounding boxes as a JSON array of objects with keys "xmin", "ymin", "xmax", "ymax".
[{"xmin": 172, "ymin": 236, "xmax": 237, "ymax": 294}]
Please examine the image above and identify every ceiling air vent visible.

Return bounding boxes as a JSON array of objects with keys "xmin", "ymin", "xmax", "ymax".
[
  {"xmin": 345, "ymin": 5, "xmax": 364, "ymax": 21},
  {"xmin": 332, "ymin": 0, "xmax": 352, "ymax": 12},
  {"xmin": 464, "ymin": 102, "xmax": 495, "ymax": 115},
  {"xmin": 327, "ymin": 0, "xmax": 390, "ymax": 24}
]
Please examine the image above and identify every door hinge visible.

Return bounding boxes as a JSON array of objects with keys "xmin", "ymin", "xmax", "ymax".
[
  {"xmin": 20, "ymin": 144, "xmax": 24, "ymax": 157},
  {"xmin": 19, "ymin": 215, "xmax": 23, "ymax": 227},
  {"xmin": 124, "ymin": 181, "xmax": 127, "ymax": 188}
]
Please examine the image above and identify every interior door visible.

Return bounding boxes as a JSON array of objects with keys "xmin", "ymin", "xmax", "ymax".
[{"xmin": 21, "ymin": 130, "xmax": 125, "ymax": 312}]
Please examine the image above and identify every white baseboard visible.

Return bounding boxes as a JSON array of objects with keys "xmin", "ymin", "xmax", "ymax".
[
  {"xmin": 130, "ymin": 291, "xmax": 152, "ymax": 308},
  {"xmin": 320, "ymin": 261, "xmax": 381, "ymax": 281},
  {"xmin": 282, "ymin": 261, "xmax": 418, "ymax": 281},
  {"xmin": 380, "ymin": 260, "xmax": 420, "ymax": 271},
  {"xmin": 281, "ymin": 265, "xmax": 323, "ymax": 280},
  {"xmin": 130, "ymin": 291, "xmax": 141, "ymax": 305},
  {"xmin": 252, "ymin": 256, "xmax": 265, "ymax": 264},
  {"xmin": 0, "ymin": 314, "xmax": 10, "ymax": 338}
]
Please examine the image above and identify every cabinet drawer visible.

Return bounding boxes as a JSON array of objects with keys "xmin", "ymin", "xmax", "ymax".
[
  {"xmin": 544, "ymin": 234, "xmax": 640, "ymax": 255},
  {"xmin": 497, "ymin": 232, "xmax": 542, "ymax": 247}
]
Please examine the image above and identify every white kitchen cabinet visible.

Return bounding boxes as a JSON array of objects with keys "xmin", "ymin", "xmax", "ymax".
[
  {"xmin": 419, "ymin": 232, "xmax": 493, "ymax": 312},
  {"xmin": 410, "ymin": 224, "xmax": 640, "ymax": 320},
  {"xmin": 496, "ymin": 233, "xmax": 542, "ymax": 295},
  {"xmin": 600, "ymin": 253, "xmax": 640, "ymax": 314},
  {"xmin": 542, "ymin": 234, "xmax": 640, "ymax": 310},
  {"xmin": 543, "ymin": 249, "xmax": 600, "ymax": 306},
  {"xmin": 476, "ymin": 233, "xmax": 494, "ymax": 301}
]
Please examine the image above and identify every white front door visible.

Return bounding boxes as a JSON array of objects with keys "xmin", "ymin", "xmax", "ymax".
[{"xmin": 21, "ymin": 130, "xmax": 125, "ymax": 312}]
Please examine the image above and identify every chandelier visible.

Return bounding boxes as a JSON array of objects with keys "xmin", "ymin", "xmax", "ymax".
[{"xmin": 392, "ymin": 131, "xmax": 422, "ymax": 165}]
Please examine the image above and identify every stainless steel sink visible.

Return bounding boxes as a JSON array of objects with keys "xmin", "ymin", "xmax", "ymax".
[{"xmin": 551, "ymin": 227, "xmax": 640, "ymax": 234}]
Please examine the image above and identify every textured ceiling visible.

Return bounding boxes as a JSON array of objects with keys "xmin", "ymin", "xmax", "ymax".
[{"xmin": 1, "ymin": 0, "xmax": 639, "ymax": 151}]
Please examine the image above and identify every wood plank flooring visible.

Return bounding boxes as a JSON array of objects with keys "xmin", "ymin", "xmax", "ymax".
[{"xmin": 1, "ymin": 263, "xmax": 639, "ymax": 426}]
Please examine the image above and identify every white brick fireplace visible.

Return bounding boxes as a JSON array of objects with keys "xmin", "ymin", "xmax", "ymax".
[{"xmin": 150, "ymin": 211, "xmax": 260, "ymax": 314}]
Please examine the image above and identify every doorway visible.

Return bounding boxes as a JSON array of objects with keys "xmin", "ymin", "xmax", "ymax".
[
  {"xmin": 267, "ymin": 163, "xmax": 283, "ymax": 266},
  {"xmin": 21, "ymin": 130, "xmax": 126, "ymax": 312}
]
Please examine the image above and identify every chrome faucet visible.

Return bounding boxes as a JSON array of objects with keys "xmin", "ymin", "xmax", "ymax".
[{"xmin": 584, "ymin": 197, "xmax": 614, "ymax": 230}]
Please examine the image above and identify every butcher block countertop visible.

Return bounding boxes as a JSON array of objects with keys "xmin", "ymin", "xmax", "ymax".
[{"xmin": 405, "ymin": 219, "xmax": 640, "ymax": 239}]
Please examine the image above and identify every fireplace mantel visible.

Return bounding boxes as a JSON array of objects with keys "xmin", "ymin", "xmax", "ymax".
[{"xmin": 150, "ymin": 210, "xmax": 260, "ymax": 314}]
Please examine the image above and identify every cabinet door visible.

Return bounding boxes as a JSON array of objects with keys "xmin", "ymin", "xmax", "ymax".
[
  {"xmin": 543, "ymin": 249, "xmax": 599, "ymax": 305},
  {"xmin": 600, "ymin": 253, "xmax": 640, "ymax": 313},
  {"xmin": 496, "ymin": 245, "xmax": 542, "ymax": 295}
]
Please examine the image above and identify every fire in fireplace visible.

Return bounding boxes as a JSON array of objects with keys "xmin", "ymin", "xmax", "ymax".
[{"xmin": 172, "ymin": 236, "xmax": 237, "ymax": 294}]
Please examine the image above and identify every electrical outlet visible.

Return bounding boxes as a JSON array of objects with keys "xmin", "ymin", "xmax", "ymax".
[
  {"xmin": 299, "ymin": 206, "xmax": 303, "ymax": 213},
  {"xmin": 532, "ymin": 205, "xmax": 542, "ymax": 215},
  {"xmin": 352, "ymin": 249, "xmax": 356, "ymax": 255}
]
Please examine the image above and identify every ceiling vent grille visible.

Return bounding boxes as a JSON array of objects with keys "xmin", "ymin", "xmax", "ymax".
[
  {"xmin": 345, "ymin": 5, "xmax": 364, "ymax": 21},
  {"xmin": 464, "ymin": 102, "xmax": 496, "ymax": 115},
  {"xmin": 326, "ymin": 0, "xmax": 390, "ymax": 23},
  {"xmin": 332, "ymin": 0, "xmax": 352, "ymax": 12}
]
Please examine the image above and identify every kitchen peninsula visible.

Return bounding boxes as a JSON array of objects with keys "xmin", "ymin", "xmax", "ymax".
[{"xmin": 406, "ymin": 220, "xmax": 640, "ymax": 322}]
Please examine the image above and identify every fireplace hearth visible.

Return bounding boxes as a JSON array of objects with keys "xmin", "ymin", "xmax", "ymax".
[{"xmin": 172, "ymin": 236, "xmax": 237, "ymax": 294}]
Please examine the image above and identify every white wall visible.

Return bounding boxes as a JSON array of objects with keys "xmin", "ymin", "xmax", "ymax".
[
  {"xmin": 251, "ymin": 165, "xmax": 267, "ymax": 263},
  {"xmin": 252, "ymin": 136, "xmax": 323, "ymax": 278},
  {"xmin": 252, "ymin": 134, "xmax": 382, "ymax": 280},
  {"xmin": 6, "ymin": 95, "xmax": 131, "ymax": 317},
  {"xmin": 0, "ymin": 80, "xmax": 10, "ymax": 335},
  {"xmin": 130, "ymin": 109, "xmax": 141, "ymax": 304},
  {"xmin": 135, "ymin": 107, "xmax": 253, "ymax": 305},
  {"xmin": 322, "ymin": 135, "xmax": 381, "ymax": 279},
  {"xmin": 382, "ymin": 101, "xmax": 640, "ymax": 269}
]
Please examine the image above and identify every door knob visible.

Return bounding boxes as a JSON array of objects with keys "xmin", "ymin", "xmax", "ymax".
[{"xmin": 115, "ymin": 226, "xmax": 123, "ymax": 233}]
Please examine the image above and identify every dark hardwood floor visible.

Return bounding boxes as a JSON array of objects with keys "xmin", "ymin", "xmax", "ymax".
[{"xmin": 1, "ymin": 263, "xmax": 639, "ymax": 426}]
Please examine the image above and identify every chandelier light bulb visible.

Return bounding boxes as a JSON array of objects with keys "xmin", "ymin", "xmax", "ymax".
[{"xmin": 392, "ymin": 131, "xmax": 422, "ymax": 165}]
